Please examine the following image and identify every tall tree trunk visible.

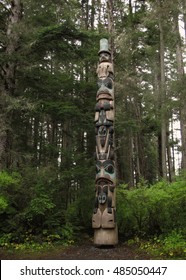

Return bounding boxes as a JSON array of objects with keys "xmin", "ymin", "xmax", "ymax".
[
  {"xmin": 167, "ymin": 130, "xmax": 174, "ymax": 182},
  {"xmin": 173, "ymin": 8, "xmax": 186, "ymax": 170},
  {"xmin": 91, "ymin": 0, "xmax": 95, "ymax": 30},
  {"xmin": 0, "ymin": 112, "xmax": 7, "ymax": 169},
  {"xmin": 179, "ymin": 93, "xmax": 186, "ymax": 171},
  {"xmin": 3, "ymin": 0, "xmax": 22, "ymax": 95},
  {"xmin": 0, "ymin": 0, "xmax": 22, "ymax": 169},
  {"xmin": 181, "ymin": 0, "xmax": 186, "ymax": 170},
  {"xmin": 152, "ymin": 61, "xmax": 161, "ymax": 180},
  {"xmin": 81, "ymin": 0, "xmax": 89, "ymax": 29},
  {"xmin": 182, "ymin": 0, "xmax": 186, "ymax": 39},
  {"xmin": 158, "ymin": 5, "xmax": 167, "ymax": 179},
  {"xmin": 33, "ymin": 117, "xmax": 39, "ymax": 166},
  {"xmin": 134, "ymin": 133, "xmax": 141, "ymax": 184}
]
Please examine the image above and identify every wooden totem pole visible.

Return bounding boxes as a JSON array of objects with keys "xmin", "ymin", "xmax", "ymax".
[{"xmin": 92, "ymin": 39, "xmax": 118, "ymax": 245}]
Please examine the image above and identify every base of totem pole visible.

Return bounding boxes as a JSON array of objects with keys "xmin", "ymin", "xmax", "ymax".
[{"xmin": 94, "ymin": 226, "xmax": 118, "ymax": 246}]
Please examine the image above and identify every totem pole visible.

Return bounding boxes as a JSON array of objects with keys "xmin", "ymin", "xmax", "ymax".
[{"xmin": 92, "ymin": 39, "xmax": 118, "ymax": 245}]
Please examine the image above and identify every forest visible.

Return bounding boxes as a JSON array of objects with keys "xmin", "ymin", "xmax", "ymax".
[{"xmin": 0, "ymin": 0, "xmax": 186, "ymax": 259}]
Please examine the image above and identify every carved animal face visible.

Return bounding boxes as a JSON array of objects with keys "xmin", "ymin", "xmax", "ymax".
[
  {"xmin": 96, "ymin": 160, "xmax": 115, "ymax": 183},
  {"xmin": 97, "ymin": 77, "xmax": 113, "ymax": 90},
  {"xmin": 99, "ymin": 52, "xmax": 111, "ymax": 62},
  {"xmin": 97, "ymin": 185, "xmax": 108, "ymax": 204}
]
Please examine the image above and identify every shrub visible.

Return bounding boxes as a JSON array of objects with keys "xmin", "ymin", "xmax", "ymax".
[{"xmin": 117, "ymin": 179, "xmax": 186, "ymax": 239}]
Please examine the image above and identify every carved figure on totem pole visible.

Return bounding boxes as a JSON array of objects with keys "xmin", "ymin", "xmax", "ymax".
[{"xmin": 92, "ymin": 38, "xmax": 118, "ymax": 246}]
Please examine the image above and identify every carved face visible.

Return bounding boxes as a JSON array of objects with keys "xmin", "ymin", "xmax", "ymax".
[
  {"xmin": 97, "ymin": 185, "xmax": 108, "ymax": 204},
  {"xmin": 98, "ymin": 77, "xmax": 113, "ymax": 90},
  {"xmin": 96, "ymin": 160, "xmax": 115, "ymax": 183},
  {"xmin": 99, "ymin": 52, "xmax": 111, "ymax": 62}
]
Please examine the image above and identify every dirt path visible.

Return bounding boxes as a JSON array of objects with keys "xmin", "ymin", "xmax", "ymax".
[{"xmin": 0, "ymin": 241, "xmax": 152, "ymax": 260}]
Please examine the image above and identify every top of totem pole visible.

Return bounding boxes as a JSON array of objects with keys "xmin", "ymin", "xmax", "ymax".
[{"xmin": 98, "ymin": 38, "xmax": 111, "ymax": 55}]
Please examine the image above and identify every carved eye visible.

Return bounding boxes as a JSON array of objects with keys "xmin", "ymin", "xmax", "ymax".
[
  {"xmin": 105, "ymin": 164, "xmax": 114, "ymax": 174},
  {"xmin": 103, "ymin": 160, "xmax": 115, "ymax": 174},
  {"xmin": 105, "ymin": 78, "xmax": 113, "ymax": 89}
]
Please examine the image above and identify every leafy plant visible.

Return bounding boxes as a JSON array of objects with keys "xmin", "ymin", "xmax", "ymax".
[
  {"xmin": 0, "ymin": 196, "xmax": 8, "ymax": 213},
  {"xmin": 0, "ymin": 171, "xmax": 21, "ymax": 188},
  {"xmin": 117, "ymin": 179, "xmax": 186, "ymax": 239},
  {"xmin": 138, "ymin": 230, "xmax": 186, "ymax": 259}
]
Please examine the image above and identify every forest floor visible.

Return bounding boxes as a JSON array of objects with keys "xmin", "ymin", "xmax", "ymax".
[{"xmin": 0, "ymin": 240, "xmax": 153, "ymax": 260}]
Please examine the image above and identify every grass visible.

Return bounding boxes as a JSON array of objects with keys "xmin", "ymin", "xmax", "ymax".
[{"xmin": 0, "ymin": 242, "xmax": 70, "ymax": 259}]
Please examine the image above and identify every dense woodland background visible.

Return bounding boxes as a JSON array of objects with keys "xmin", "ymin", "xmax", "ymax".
[{"xmin": 0, "ymin": 0, "xmax": 186, "ymax": 257}]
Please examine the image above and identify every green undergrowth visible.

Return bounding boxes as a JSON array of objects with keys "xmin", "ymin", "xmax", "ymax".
[
  {"xmin": 117, "ymin": 177, "xmax": 186, "ymax": 259},
  {"xmin": 0, "ymin": 235, "xmax": 74, "ymax": 253},
  {"xmin": 117, "ymin": 178, "xmax": 186, "ymax": 239},
  {"xmin": 0, "ymin": 232, "xmax": 77, "ymax": 260},
  {"xmin": 0, "ymin": 171, "xmax": 186, "ymax": 259},
  {"xmin": 0, "ymin": 242, "xmax": 73, "ymax": 260},
  {"xmin": 0, "ymin": 224, "xmax": 77, "ymax": 252},
  {"xmin": 127, "ymin": 230, "xmax": 186, "ymax": 259}
]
